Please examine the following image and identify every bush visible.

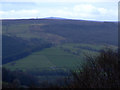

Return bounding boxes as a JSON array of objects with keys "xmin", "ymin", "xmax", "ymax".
[{"xmin": 65, "ymin": 49, "xmax": 120, "ymax": 88}]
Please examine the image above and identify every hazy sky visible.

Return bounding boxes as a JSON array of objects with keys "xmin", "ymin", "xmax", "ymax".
[{"xmin": 0, "ymin": 0, "xmax": 119, "ymax": 21}]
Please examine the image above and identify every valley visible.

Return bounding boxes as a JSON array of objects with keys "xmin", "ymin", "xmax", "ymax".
[{"xmin": 2, "ymin": 18, "xmax": 118, "ymax": 85}]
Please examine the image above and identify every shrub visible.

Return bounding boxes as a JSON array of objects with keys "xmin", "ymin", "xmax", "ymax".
[{"xmin": 65, "ymin": 49, "xmax": 120, "ymax": 88}]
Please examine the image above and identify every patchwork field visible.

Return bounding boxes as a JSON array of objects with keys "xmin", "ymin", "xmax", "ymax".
[
  {"xmin": 4, "ymin": 47, "xmax": 82, "ymax": 71},
  {"xmin": 4, "ymin": 43, "xmax": 117, "ymax": 73}
]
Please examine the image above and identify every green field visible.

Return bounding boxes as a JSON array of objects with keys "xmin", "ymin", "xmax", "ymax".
[
  {"xmin": 4, "ymin": 47, "xmax": 83, "ymax": 72},
  {"xmin": 4, "ymin": 43, "xmax": 116, "ymax": 73}
]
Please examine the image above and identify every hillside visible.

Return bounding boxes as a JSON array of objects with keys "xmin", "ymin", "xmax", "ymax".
[
  {"xmin": 2, "ymin": 18, "xmax": 118, "ymax": 84},
  {"xmin": 2, "ymin": 35, "xmax": 52, "ymax": 64},
  {"xmin": 2, "ymin": 19, "xmax": 118, "ymax": 45}
]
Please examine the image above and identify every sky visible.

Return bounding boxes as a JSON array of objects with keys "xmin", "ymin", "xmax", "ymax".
[{"xmin": 0, "ymin": 0, "xmax": 119, "ymax": 21}]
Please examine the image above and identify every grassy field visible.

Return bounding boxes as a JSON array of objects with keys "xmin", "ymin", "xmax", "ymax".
[
  {"xmin": 4, "ymin": 43, "xmax": 117, "ymax": 72},
  {"xmin": 4, "ymin": 47, "xmax": 83, "ymax": 71}
]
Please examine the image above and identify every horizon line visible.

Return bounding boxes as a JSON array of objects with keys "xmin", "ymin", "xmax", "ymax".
[{"xmin": 0, "ymin": 17, "xmax": 118, "ymax": 23}]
